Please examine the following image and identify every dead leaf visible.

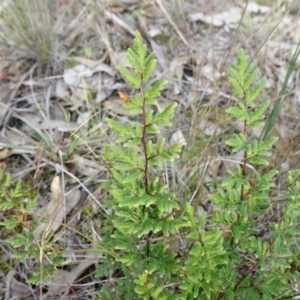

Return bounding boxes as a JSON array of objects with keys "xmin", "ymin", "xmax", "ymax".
[
  {"xmin": 34, "ymin": 176, "xmax": 81, "ymax": 240},
  {"xmin": 118, "ymin": 91, "xmax": 131, "ymax": 102},
  {"xmin": 71, "ymin": 57, "xmax": 115, "ymax": 77},
  {"xmin": 0, "ymin": 127, "xmax": 38, "ymax": 158},
  {"xmin": 71, "ymin": 155, "xmax": 107, "ymax": 177},
  {"xmin": 290, "ymin": 0, "xmax": 300, "ymax": 14},
  {"xmin": 77, "ymin": 111, "xmax": 91, "ymax": 135},
  {"xmin": 246, "ymin": 2, "xmax": 270, "ymax": 14},
  {"xmin": 4, "ymin": 270, "xmax": 32, "ymax": 300},
  {"xmin": 169, "ymin": 55, "xmax": 192, "ymax": 94},
  {"xmin": 55, "ymin": 79, "xmax": 70, "ymax": 99},
  {"xmin": 44, "ymin": 254, "xmax": 96, "ymax": 297},
  {"xmin": 63, "ymin": 65, "xmax": 92, "ymax": 87},
  {"xmin": 95, "ymin": 88, "xmax": 112, "ymax": 103},
  {"xmin": 208, "ymin": 156, "xmax": 222, "ymax": 178},
  {"xmin": 272, "ymin": 124, "xmax": 289, "ymax": 150},
  {"xmin": 171, "ymin": 130, "xmax": 186, "ymax": 146},
  {"xmin": 0, "ymin": 66, "xmax": 9, "ymax": 81},
  {"xmin": 199, "ymin": 120, "xmax": 222, "ymax": 136},
  {"xmin": 69, "ymin": 86, "xmax": 88, "ymax": 109},
  {"xmin": 149, "ymin": 39, "xmax": 168, "ymax": 70},
  {"xmin": 0, "ymin": 161, "xmax": 6, "ymax": 170},
  {"xmin": 189, "ymin": 7, "xmax": 242, "ymax": 28},
  {"xmin": 0, "ymin": 86, "xmax": 14, "ymax": 124},
  {"xmin": 18, "ymin": 113, "xmax": 78, "ymax": 132},
  {"xmin": 0, "ymin": 148, "xmax": 9, "ymax": 159}
]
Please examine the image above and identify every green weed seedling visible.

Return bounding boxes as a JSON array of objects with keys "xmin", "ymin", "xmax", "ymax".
[{"xmin": 95, "ymin": 33, "xmax": 300, "ymax": 299}]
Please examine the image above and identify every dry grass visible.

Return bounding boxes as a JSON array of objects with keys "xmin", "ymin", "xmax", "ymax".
[
  {"xmin": 0, "ymin": 0, "xmax": 300, "ymax": 298},
  {"xmin": 0, "ymin": 0, "xmax": 62, "ymax": 70}
]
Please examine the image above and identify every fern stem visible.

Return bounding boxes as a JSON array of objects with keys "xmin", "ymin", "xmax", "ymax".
[{"xmin": 140, "ymin": 77, "xmax": 149, "ymax": 193}]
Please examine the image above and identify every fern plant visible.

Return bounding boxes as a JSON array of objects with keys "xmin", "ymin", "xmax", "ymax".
[
  {"xmin": 98, "ymin": 34, "xmax": 300, "ymax": 299},
  {"xmin": 0, "ymin": 169, "xmax": 37, "ymax": 272},
  {"xmin": 202, "ymin": 49, "xmax": 300, "ymax": 299},
  {"xmin": 99, "ymin": 31, "xmax": 184, "ymax": 299},
  {"xmin": 0, "ymin": 169, "xmax": 37, "ymax": 230},
  {"xmin": 0, "ymin": 169, "xmax": 63, "ymax": 285}
]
